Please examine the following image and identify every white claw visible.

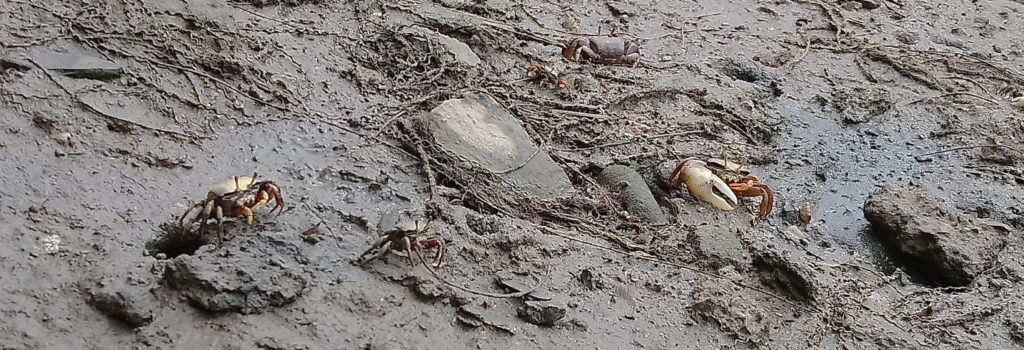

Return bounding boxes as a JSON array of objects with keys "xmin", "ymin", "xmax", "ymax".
[
  {"xmin": 1013, "ymin": 96, "xmax": 1024, "ymax": 108},
  {"xmin": 682, "ymin": 164, "xmax": 737, "ymax": 211}
]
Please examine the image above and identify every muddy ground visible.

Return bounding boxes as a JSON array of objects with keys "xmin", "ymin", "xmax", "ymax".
[{"xmin": 2, "ymin": 0, "xmax": 1024, "ymax": 348}]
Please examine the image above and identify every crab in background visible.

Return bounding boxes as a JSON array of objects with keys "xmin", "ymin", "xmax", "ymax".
[
  {"xmin": 355, "ymin": 219, "xmax": 446, "ymax": 268},
  {"xmin": 179, "ymin": 172, "xmax": 285, "ymax": 243},
  {"xmin": 562, "ymin": 32, "xmax": 641, "ymax": 67},
  {"xmin": 669, "ymin": 158, "xmax": 774, "ymax": 220}
]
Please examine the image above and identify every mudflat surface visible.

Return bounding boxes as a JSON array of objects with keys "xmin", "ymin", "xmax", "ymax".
[{"xmin": 2, "ymin": 0, "xmax": 1024, "ymax": 348}]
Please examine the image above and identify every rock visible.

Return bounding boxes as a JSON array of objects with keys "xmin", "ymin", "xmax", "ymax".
[
  {"xmin": 606, "ymin": 1, "xmax": 639, "ymax": 17},
  {"xmin": 894, "ymin": 30, "xmax": 920, "ymax": 45},
  {"xmin": 596, "ymin": 165, "xmax": 668, "ymax": 226},
  {"xmin": 518, "ymin": 299, "xmax": 567, "ymax": 326},
  {"xmin": 399, "ymin": 26, "xmax": 480, "ymax": 67},
  {"xmin": 31, "ymin": 51, "xmax": 122, "ymax": 80},
  {"xmin": 751, "ymin": 248, "xmax": 818, "ymax": 302},
  {"xmin": 832, "ymin": 85, "xmax": 893, "ymax": 124},
  {"xmin": 0, "ymin": 57, "xmax": 31, "ymax": 72},
  {"xmin": 415, "ymin": 93, "xmax": 574, "ymax": 199},
  {"xmin": 689, "ymin": 225, "xmax": 750, "ymax": 270},
  {"xmin": 496, "ymin": 271, "xmax": 552, "ymax": 301},
  {"xmin": 163, "ymin": 235, "xmax": 308, "ymax": 314},
  {"xmin": 254, "ymin": 337, "xmax": 311, "ymax": 350},
  {"xmin": 87, "ymin": 284, "xmax": 154, "ymax": 327},
  {"xmin": 864, "ymin": 185, "xmax": 1010, "ymax": 286}
]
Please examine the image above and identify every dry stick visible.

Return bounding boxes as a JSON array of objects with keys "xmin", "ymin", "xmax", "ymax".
[
  {"xmin": 317, "ymin": 117, "xmax": 417, "ymax": 158},
  {"xmin": 413, "ymin": 248, "xmax": 546, "ymax": 298},
  {"xmin": 493, "ymin": 146, "xmax": 543, "ymax": 175},
  {"xmin": 372, "ymin": 110, "xmax": 408, "ymax": 139},
  {"xmin": 908, "ymin": 92, "xmax": 1000, "ymax": 106},
  {"xmin": 27, "ymin": 57, "xmax": 196, "ymax": 140},
  {"xmin": 538, "ymin": 225, "xmax": 817, "ymax": 312},
  {"xmin": 916, "ymin": 144, "xmax": 1020, "ymax": 158},
  {"xmin": 784, "ymin": 38, "xmax": 812, "ymax": 69},
  {"xmin": 552, "ymin": 130, "xmax": 706, "ymax": 152},
  {"xmin": 415, "ymin": 143, "xmax": 439, "ymax": 199},
  {"xmin": 138, "ymin": 56, "xmax": 290, "ymax": 111}
]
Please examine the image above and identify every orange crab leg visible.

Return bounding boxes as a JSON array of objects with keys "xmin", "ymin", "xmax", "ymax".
[{"xmin": 728, "ymin": 180, "xmax": 773, "ymax": 219}]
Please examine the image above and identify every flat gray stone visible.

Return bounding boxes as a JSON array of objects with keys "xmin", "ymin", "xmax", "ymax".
[
  {"xmin": 32, "ymin": 51, "xmax": 122, "ymax": 80},
  {"xmin": 597, "ymin": 165, "xmax": 667, "ymax": 226},
  {"xmin": 417, "ymin": 93, "xmax": 574, "ymax": 199},
  {"xmin": 399, "ymin": 26, "xmax": 480, "ymax": 67}
]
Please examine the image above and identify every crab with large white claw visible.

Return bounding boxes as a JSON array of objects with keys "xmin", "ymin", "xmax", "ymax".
[
  {"xmin": 179, "ymin": 172, "xmax": 285, "ymax": 243},
  {"xmin": 668, "ymin": 158, "xmax": 738, "ymax": 211}
]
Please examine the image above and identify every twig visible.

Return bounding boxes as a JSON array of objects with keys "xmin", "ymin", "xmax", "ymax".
[
  {"xmin": 552, "ymin": 130, "xmax": 706, "ymax": 152},
  {"xmin": 549, "ymin": 109, "xmax": 612, "ymax": 120},
  {"xmin": 908, "ymin": 92, "xmax": 999, "ymax": 106},
  {"xmin": 372, "ymin": 110, "xmax": 408, "ymax": 138},
  {"xmin": 916, "ymin": 144, "xmax": 1020, "ymax": 158},
  {"xmin": 139, "ymin": 56, "xmax": 290, "ymax": 111},
  {"xmin": 784, "ymin": 38, "xmax": 812, "ymax": 69},
  {"xmin": 414, "ymin": 249, "xmax": 545, "ymax": 298},
  {"xmin": 317, "ymin": 116, "xmax": 416, "ymax": 158},
  {"xmin": 493, "ymin": 146, "xmax": 542, "ymax": 175},
  {"xmin": 415, "ymin": 144, "xmax": 439, "ymax": 199},
  {"xmin": 26, "ymin": 57, "xmax": 197, "ymax": 140}
]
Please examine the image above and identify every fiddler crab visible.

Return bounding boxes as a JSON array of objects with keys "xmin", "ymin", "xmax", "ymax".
[
  {"xmin": 526, "ymin": 64, "xmax": 572, "ymax": 93},
  {"xmin": 355, "ymin": 219, "xmax": 446, "ymax": 268},
  {"xmin": 562, "ymin": 33, "xmax": 641, "ymax": 67},
  {"xmin": 179, "ymin": 173, "xmax": 285, "ymax": 243},
  {"xmin": 669, "ymin": 158, "xmax": 774, "ymax": 220}
]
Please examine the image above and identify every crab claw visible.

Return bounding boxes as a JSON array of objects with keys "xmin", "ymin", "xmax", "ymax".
[
  {"xmin": 1013, "ymin": 96, "xmax": 1024, "ymax": 107},
  {"xmin": 681, "ymin": 164, "xmax": 738, "ymax": 211}
]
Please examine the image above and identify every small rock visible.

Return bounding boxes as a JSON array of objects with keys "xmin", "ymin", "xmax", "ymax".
[
  {"xmin": 864, "ymin": 185, "xmax": 1010, "ymax": 286},
  {"xmin": 399, "ymin": 26, "xmax": 480, "ymax": 67},
  {"xmin": 597, "ymin": 165, "xmax": 668, "ymax": 226},
  {"xmin": 32, "ymin": 51, "xmax": 122, "ymax": 80},
  {"xmin": 87, "ymin": 284, "xmax": 155, "ymax": 327},
  {"xmin": 607, "ymin": 1, "xmax": 638, "ymax": 17},
  {"xmin": 518, "ymin": 299, "xmax": 567, "ymax": 326},
  {"xmin": 893, "ymin": 30, "xmax": 920, "ymax": 45},
  {"xmin": 784, "ymin": 226, "xmax": 806, "ymax": 242}
]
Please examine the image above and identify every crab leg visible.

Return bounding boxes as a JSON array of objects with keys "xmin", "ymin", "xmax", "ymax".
[
  {"xmin": 729, "ymin": 179, "xmax": 774, "ymax": 219},
  {"xmin": 215, "ymin": 206, "xmax": 225, "ymax": 244},
  {"xmin": 402, "ymin": 236, "xmax": 418, "ymax": 268}
]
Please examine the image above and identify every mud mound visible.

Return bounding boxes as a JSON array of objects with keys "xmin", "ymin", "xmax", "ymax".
[{"xmin": 163, "ymin": 234, "xmax": 309, "ymax": 314}]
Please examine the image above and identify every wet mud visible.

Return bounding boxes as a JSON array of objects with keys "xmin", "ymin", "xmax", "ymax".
[{"xmin": 2, "ymin": 0, "xmax": 1024, "ymax": 348}]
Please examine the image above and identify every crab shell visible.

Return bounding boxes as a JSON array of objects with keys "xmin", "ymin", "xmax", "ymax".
[
  {"xmin": 562, "ymin": 37, "xmax": 640, "ymax": 65},
  {"xmin": 207, "ymin": 175, "xmax": 257, "ymax": 199}
]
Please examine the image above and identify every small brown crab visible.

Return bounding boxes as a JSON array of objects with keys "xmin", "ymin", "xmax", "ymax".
[
  {"xmin": 526, "ymin": 64, "xmax": 573, "ymax": 93},
  {"xmin": 355, "ymin": 219, "xmax": 446, "ymax": 268},
  {"xmin": 562, "ymin": 35, "xmax": 641, "ymax": 67},
  {"xmin": 669, "ymin": 158, "xmax": 774, "ymax": 220},
  {"xmin": 179, "ymin": 173, "xmax": 285, "ymax": 243}
]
